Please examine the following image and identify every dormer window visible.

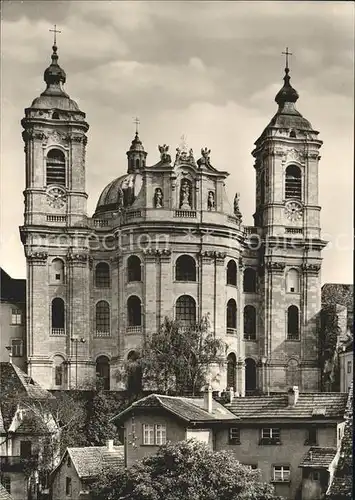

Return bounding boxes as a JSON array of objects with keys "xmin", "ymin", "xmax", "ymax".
[{"xmin": 52, "ymin": 111, "xmax": 59, "ymax": 119}]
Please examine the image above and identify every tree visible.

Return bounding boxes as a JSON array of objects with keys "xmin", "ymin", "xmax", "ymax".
[
  {"xmin": 85, "ymin": 387, "xmax": 118, "ymax": 446},
  {"xmin": 123, "ymin": 315, "xmax": 228, "ymax": 395},
  {"xmin": 92, "ymin": 439, "xmax": 283, "ymax": 500}
]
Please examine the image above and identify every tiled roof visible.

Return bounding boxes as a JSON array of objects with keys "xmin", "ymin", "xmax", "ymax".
[
  {"xmin": 299, "ymin": 447, "xmax": 337, "ymax": 469},
  {"xmin": 0, "ymin": 484, "xmax": 13, "ymax": 500},
  {"xmin": 225, "ymin": 393, "xmax": 348, "ymax": 420},
  {"xmin": 0, "ymin": 363, "xmax": 54, "ymax": 401},
  {"xmin": 66, "ymin": 446, "xmax": 125, "ymax": 478},
  {"xmin": 112, "ymin": 394, "xmax": 237, "ymax": 424}
]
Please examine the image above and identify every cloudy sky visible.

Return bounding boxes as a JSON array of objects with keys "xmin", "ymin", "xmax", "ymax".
[{"xmin": 1, "ymin": 1, "xmax": 353, "ymax": 283}]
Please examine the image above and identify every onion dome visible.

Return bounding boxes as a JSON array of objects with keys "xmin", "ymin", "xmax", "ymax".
[
  {"xmin": 95, "ymin": 173, "xmax": 143, "ymax": 214},
  {"xmin": 275, "ymin": 67, "xmax": 299, "ymax": 108},
  {"xmin": 29, "ymin": 43, "xmax": 80, "ymax": 112}
]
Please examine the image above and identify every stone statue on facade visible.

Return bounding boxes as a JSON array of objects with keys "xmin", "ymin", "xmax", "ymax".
[
  {"xmin": 233, "ymin": 192, "xmax": 242, "ymax": 224},
  {"xmin": 180, "ymin": 179, "xmax": 191, "ymax": 209},
  {"xmin": 207, "ymin": 191, "xmax": 215, "ymax": 210},
  {"xmin": 158, "ymin": 144, "xmax": 171, "ymax": 164},
  {"xmin": 197, "ymin": 147, "xmax": 212, "ymax": 168},
  {"xmin": 154, "ymin": 187, "xmax": 163, "ymax": 208}
]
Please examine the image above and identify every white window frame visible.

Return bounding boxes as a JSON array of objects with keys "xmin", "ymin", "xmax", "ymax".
[
  {"xmin": 11, "ymin": 309, "xmax": 22, "ymax": 325},
  {"xmin": 229, "ymin": 427, "xmax": 240, "ymax": 444},
  {"xmin": 155, "ymin": 424, "xmax": 167, "ymax": 446},
  {"xmin": 347, "ymin": 361, "xmax": 352, "ymax": 374},
  {"xmin": 262, "ymin": 428, "xmax": 280, "ymax": 440},
  {"xmin": 11, "ymin": 339, "xmax": 23, "ymax": 357},
  {"xmin": 143, "ymin": 424, "xmax": 155, "ymax": 445},
  {"xmin": 273, "ymin": 465, "xmax": 290, "ymax": 482}
]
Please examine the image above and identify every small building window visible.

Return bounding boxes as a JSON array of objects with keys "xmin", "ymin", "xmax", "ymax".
[
  {"xmin": 127, "ymin": 255, "xmax": 142, "ymax": 282},
  {"xmin": 305, "ymin": 427, "xmax": 317, "ymax": 445},
  {"xmin": 243, "ymin": 268, "xmax": 257, "ymax": 293},
  {"xmin": 227, "ymin": 353, "xmax": 236, "ymax": 391},
  {"xmin": 273, "ymin": 465, "xmax": 290, "ymax": 482},
  {"xmin": 347, "ymin": 361, "xmax": 352, "ymax": 374},
  {"xmin": 229, "ymin": 427, "xmax": 240, "ymax": 445},
  {"xmin": 312, "ymin": 471, "xmax": 320, "ymax": 481},
  {"xmin": 51, "ymin": 258, "xmax": 65, "ymax": 284},
  {"xmin": 96, "ymin": 356, "xmax": 110, "ymax": 390},
  {"xmin": 175, "ymin": 255, "xmax": 196, "ymax": 282},
  {"xmin": 11, "ymin": 309, "xmax": 22, "ymax": 325},
  {"xmin": 245, "ymin": 358, "xmax": 257, "ymax": 393},
  {"xmin": 46, "ymin": 148, "xmax": 66, "ymax": 186},
  {"xmin": 127, "ymin": 296, "xmax": 142, "ymax": 326},
  {"xmin": 261, "ymin": 428, "xmax": 281, "ymax": 444},
  {"xmin": 11, "ymin": 339, "xmax": 23, "ymax": 357},
  {"xmin": 244, "ymin": 305, "xmax": 256, "ymax": 340},
  {"xmin": 226, "ymin": 260, "xmax": 237, "ymax": 286},
  {"xmin": 65, "ymin": 477, "xmax": 72, "ymax": 496},
  {"xmin": 155, "ymin": 424, "xmax": 167, "ymax": 445},
  {"xmin": 286, "ymin": 268, "xmax": 299, "ymax": 293},
  {"xmin": 285, "ymin": 164, "xmax": 302, "ymax": 200},
  {"xmin": 67, "ymin": 456, "xmax": 71, "ymax": 467},
  {"xmin": 51, "ymin": 298, "xmax": 65, "ymax": 331},
  {"xmin": 20, "ymin": 441, "xmax": 32, "ymax": 458},
  {"xmin": 175, "ymin": 295, "xmax": 196, "ymax": 326},
  {"xmin": 52, "ymin": 111, "xmax": 59, "ymax": 119},
  {"xmin": 287, "ymin": 305, "xmax": 299, "ymax": 340},
  {"xmin": 143, "ymin": 424, "xmax": 155, "ymax": 445},
  {"xmin": 95, "ymin": 301, "xmax": 110, "ymax": 336},
  {"xmin": 226, "ymin": 299, "xmax": 237, "ymax": 331},
  {"xmin": 95, "ymin": 263, "xmax": 110, "ymax": 288}
]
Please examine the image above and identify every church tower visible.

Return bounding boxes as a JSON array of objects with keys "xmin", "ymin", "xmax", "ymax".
[
  {"xmin": 20, "ymin": 35, "xmax": 91, "ymax": 387},
  {"xmin": 251, "ymin": 53, "xmax": 327, "ymax": 392}
]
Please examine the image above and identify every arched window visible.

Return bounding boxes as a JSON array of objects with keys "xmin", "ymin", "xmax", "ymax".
[
  {"xmin": 53, "ymin": 355, "xmax": 65, "ymax": 387},
  {"xmin": 243, "ymin": 268, "xmax": 257, "ymax": 293},
  {"xmin": 175, "ymin": 295, "xmax": 196, "ymax": 326},
  {"xmin": 127, "ymin": 351, "xmax": 142, "ymax": 393},
  {"xmin": 244, "ymin": 305, "xmax": 256, "ymax": 340},
  {"xmin": 127, "ymin": 256, "xmax": 141, "ymax": 282},
  {"xmin": 175, "ymin": 255, "xmax": 196, "ymax": 282},
  {"xmin": 226, "ymin": 298, "xmax": 237, "ymax": 331},
  {"xmin": 51, "ymin": 298, "xmax": 65, "ymax": 332},
  {"xmin": 287, "ymin": 305, "xmax": 299, "ymax": 340},
  {"xmin": 227, "ymin": 353, "xmax": 236, "ymax": 391},
  {"xmin": 52, "ymin": 111, "xmax": 59, "ymax": 120},
  {"xmin": 245, "ymin": 358, "xmax": 257, "ymax": 393},
  {"xmin": 285, "ymin": 165, "xmax": 302, "ymax": 200},
  {"xmin": 286, "ymin": 359, "xmax": 300, "ymax": 387},
  {"xmin": 286, "ymin": 268, "xmax": 299, "ymax": 293},
  {"xmin": 46, "ymin": 149, "xmax": 66, "ymax": 186},
  {"xmin": 95, "ymin": 301, "xmax": 110, "ymax": 336},
  {"xmin": 51, "ymin": 258, "xmax": 65, "ymax": 284},
  {"xmin": 135, "ymin": 159, "xmax": 140, "ymax": 169},
  {"xmin": 95, "ymin": 263, "xmax": 110, "ymax": 288},
  {"xmin": 226, "ymin": 260, "xmax": 237, "ymax": 286},
  {"xmin": 96, "ymin": 356, "xmax": 110, "ymax": 390},
  {"xmin": 127, "ymin": 296, "xmax": 142, "ymax": 326}
]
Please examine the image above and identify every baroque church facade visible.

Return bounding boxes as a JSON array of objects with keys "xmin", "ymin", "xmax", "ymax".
[{"xmin": 20, "ymin": 41, "xmax": 326, "ymax": 393}]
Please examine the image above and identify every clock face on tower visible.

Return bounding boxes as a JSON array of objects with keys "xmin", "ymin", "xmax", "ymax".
[
  {"xmin": 284, "ymin": 200, "xmax": 303, "ymax": 221},
  {"xmin": 46, "ymin": 186, "xmax": 67, "ymax": 209}
]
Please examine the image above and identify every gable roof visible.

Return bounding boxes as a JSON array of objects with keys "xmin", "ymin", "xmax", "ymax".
[
  {"xmin": 0, "ymin": 363, "xmax": 54, "ymax": 401},
  {"xmin": 225, "ymin": 393, "xmax": 348, "ymax": 420},
  {"xmin": 111, "ymin": 393, "xmax": 237, "ymax": 425},
  {"xmin": 55, "ymin": 446, "xmax": 125, "ymax": 479},
  {"xmin": 299, "ymin": 447, "xmax": 338, "ymax": 469}
]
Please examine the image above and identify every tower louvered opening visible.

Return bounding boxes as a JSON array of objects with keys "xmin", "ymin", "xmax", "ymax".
[
  {"xmin": 285, "ymin": 165, "xmax": 302, "ymax": 200},
  {"xmin": 46, "ymin": 148, "xmax": 66, "ymax": 186}
]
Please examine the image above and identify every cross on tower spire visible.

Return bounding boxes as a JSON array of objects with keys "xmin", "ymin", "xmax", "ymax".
[
  {"xmin": 282, "ymin": 47, "xmax": 292, "ymax": 70},
  {"xmin": 49, "ymin": 24, "xmax": 61, "ymax": 46},
  {"xmin": 133, "ymin": 117, "xmax": 140, "ymax": 135}
]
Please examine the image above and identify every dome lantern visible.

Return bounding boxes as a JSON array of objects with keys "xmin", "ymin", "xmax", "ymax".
[{"xmin": 126, "ymin": 118, "xmax": 147, "ymax": 173}]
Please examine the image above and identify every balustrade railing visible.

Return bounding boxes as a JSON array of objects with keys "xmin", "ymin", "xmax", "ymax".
[
  {"xmin": 126, "ymin": 326, "xmax": 142, "ymax": 334},
  {"xmin": 51, "ymin": 328, "xmax": 65, "ymax": 336},
  {"xmin": 174, "ymin": 210, "xmax": 197, "ymax": 218}
]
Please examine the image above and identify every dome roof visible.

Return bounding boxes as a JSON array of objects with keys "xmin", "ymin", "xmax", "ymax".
[
  {"xmin": 95, "ymin": 173, "xmax": 143, "ymax": 214},
  {"xmin": 275, "ymin": 68, "xmax": 299, "ymax": 107},
  {"xmin": 30, "ymin": 94, "xmax": 80, "ymax": 111}
]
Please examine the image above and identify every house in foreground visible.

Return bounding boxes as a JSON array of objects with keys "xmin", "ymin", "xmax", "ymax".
[
  {"xmin": 0, "ymin": 362, "xmax": 59, "ymax": 500},
  {"xmin": 50, "ymin": 441, "xmax": 124, "ymax": 500},
  {"xmin": 111, "ymin": 386, "xmax": 349, "ymax": 500}
]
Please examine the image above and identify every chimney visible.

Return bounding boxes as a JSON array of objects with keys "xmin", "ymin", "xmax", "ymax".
[
  {"xmin": 204, "ymin": 384, "xmax": 213, "ymax": 413},
  {"xmin": 309, "ymin": 451, "xmax": 313, "ymax": 461},
  {"xmin": 106, "ymin": 439, "xmax": 114, "ymax": 451},
  {"xmin": 288, "ymin": 386, "xmax": 299, "ymax": 406},
  {"xmin": 228, "ymin": 387, "xmax": 234, "ymax": 403}
]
